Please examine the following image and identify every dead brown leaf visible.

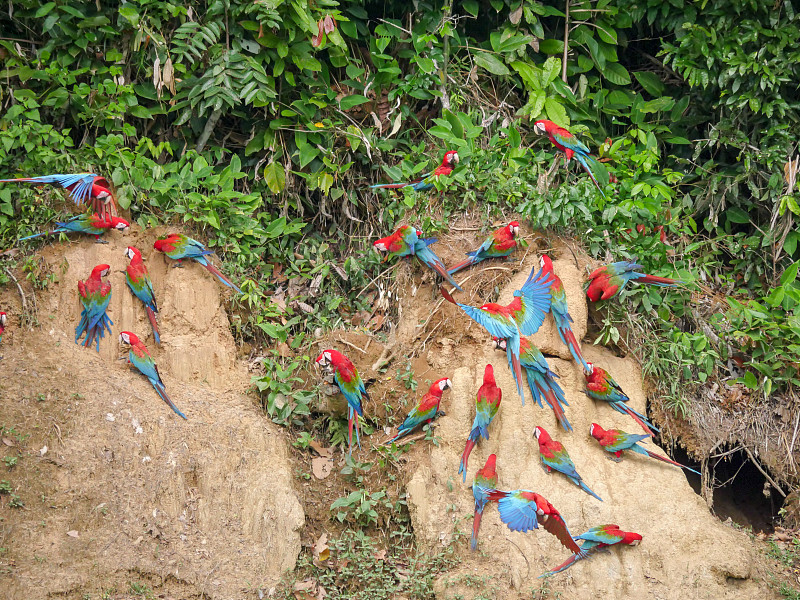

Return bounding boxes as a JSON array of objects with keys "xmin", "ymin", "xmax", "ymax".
[
  {"xmin": 309, "ymin": 439, "xmax": 333, "ymax": 458},
  {"xmin": 66, "ymin": 530, "xmax": 79, "ymax": 538},
  {"xmin": 313, "ymin": 533, "xmax": 330, "ymax": 563},
  {"xmin": 312, "ymin": 456, "xmax": 333, "ymax": 480},
  {"xmin": 2, "ymin": 437, "xmax": 16, "ymax": 447}
]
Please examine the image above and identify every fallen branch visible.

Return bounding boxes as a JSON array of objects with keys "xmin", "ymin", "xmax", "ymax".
[
  {"xmin": 745, "ymin": 447, "xmax": 786, "ymax": 498},
  {"xmin": 3, "ymin": 266, "xmax": 27, "ymax": 312}
]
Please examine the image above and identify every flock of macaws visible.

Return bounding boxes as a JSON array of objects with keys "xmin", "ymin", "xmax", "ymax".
[{"xmin": 0, "ymin": 175, "xmax": 243, "ymax": 418}]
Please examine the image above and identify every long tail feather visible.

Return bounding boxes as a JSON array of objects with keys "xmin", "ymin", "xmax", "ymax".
[
  {"xmin": 644, "ymin": 449, "xmax": 700, "ymax": 475},
  {"xmin": 447, "ymin": 255, "xmax": 481, "ymax": 276},
  {"xmin": 369, "ymin": 182, "xmax": 409, "ymax": 189},
  {"xmin": 19, "ymin": 231, "xmax": 54, "ymax": 241},
  {"xmin": 539, "ymin": 382, "xmax": 572, "ymax": 432},
  {"xmin": 459, "ymin": 439, "xmax": 477, "ymax": 483},
  {"xmin": 618, "ymin": 403, "xmax": 659, "ymax": 435},
  {"xmin": 153, "ymin": 382, "xmax": 188, "ymax": 419},
  {"xmin": 470, "ymin": 506, "xmax": 484, "ymax": 551},
  {"xmin": 556, "ymin": 323, "xmax": 589, "ymax": 370},
  {"xmin": 419, "ymin": 255, "xmax": 463, "ymax": 291},
  {"xmin": 200, "ymin": 261, "xmax": 243, "ymax": 294},
  {"xmin": 540, "ymin": 552, "xmax": 584, "ymax": 577},
  {"xmin": 578, "ymin": 480, "xmax": 603, "ymax": 502},
  {"xmin": 146, "ymin": 306, "xmax": 161, "ymax": 344},
  {"xmin": 574, "ymin": 154, "xmax": 605, "ymax": 197},
  {"xmin": 638, "ymin": 274, "xmax": 682, "ymax": 287},
  {"xmin": 508, "ymin": 348, "xmax": 526, "ymax": 403}
]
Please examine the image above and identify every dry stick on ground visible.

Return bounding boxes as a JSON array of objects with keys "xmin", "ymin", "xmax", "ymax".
[
  {"xmin": 372, "ymin": 343, "xmax": 398, "ymax": 373},
  {"xmin": 4, "ymin": 266, "xmax": 28, "ymax": 313},
  {"xmin": 745, "ymin": 447, "xmax": 787, "ymax": 498},
  {"xmin": 336, "ymin": 337, "xmax": 367, "ymax": 354}
]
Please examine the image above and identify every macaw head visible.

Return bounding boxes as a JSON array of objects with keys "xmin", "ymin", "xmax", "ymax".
[
  {"xmin": 372, "ymin": 239, "xmax": 387, "ymax": 254},
  {"xmin": 482, "ymin": 363, "xmax": 495, "ymax": 384},
  {"xmin": 95, "ymin": 188, "xmax": 111, "ymax": 200},
  {"xmin": 436, "ymin": 377, "xmax": 452, "ymax": 392},
  {"xmin": 533, "ymin": 120, "xmax": 553, "ymax": 136},
  {"xmin": 154, "ymin": 234, "xmax": 181, "ymax": 252},
  {"xmin": 539, "ymin": 254, "xmax": 553, "ymax": 271},
  {"xmin": 589, "ymin": 422, "xmax": 603, "ymax": 440},
  {"xmin": 491, "ymin": 337, "xmax": 507, "ymax": 352},
  {"xmin": 0, "ymin": 312, "xmax": 7, "ymax": 327},
  {"xmin": 315, "ymin": 350, "xmax": 333, "ymax": 368},
  {"xmin": 91, "ymin": 264, "xmax": 112, "ymax": 279},
  {"xmin": 584, "ymin": 362, "xmax": 594, "ymax": 376},
  {"xmin": 442, "ymin": 150, "xmax": 459, "ymax": 167},
  {"xmin": 119, "ymin": 330, "xmax": 139, "ymax": 346},
  {"xmin": 533, "ymin": 425, "xmax": 546, "ymax": 442},
  {"xmin": 110, "ymin": 217, "xmax": 130, "ymax": 233},
  {"xmin": 628, "ymin": 533, "xmax": 643, "ymax": 546},
  {"xmin": 124, "ymin": 246, "xmax": 142, "ymax": 261},
  {"xmin": 507, "ymin": 221, "xmax": 521, "ymax": 237},
  {"xmin": 478, "ymin": 453, "xmax": 497, "ymax": 478}
]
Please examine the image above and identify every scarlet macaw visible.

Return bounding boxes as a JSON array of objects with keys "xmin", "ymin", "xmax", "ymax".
[
  {"xmin": 590, "ymin": 423, "xmax": 700, "ymax": 474},
  {"xmin": 124, "ymin": 246, "xmax": 160, "ymax": 344},
  {"xmin": 387, "ymin": 377, "xmax": 451, "ymax": 444},
  {"xmin": 20, "ymin": 213, "xmax": 130, "ymax": 243},
  {"xmin": 75, "ymin": 264, "xmax": 113, "ymax": 352},
  {"xmin": 586, "ymin": 260, "xmax": 681, "ymax": 302},
  {"xmin": 374, "ymin": 225, "xmax": 463, "ymax": 290},
  {"xmin": 0, "ymin": 173, "xmax": 119, "ymax": 218},
  {"xmin": 370, "ymin": 150, "xmax": 459, "ymax": 192},
  {"xmin": 154, "ymin": 233, "xmax": 242, "ymax": 294},
  {"xmin": 534, "ymin": 426, "xmax": 601, "ymax": 501},
  {"xmin": 447, "ymin": 222, "xmax": 521, "ymax": 275},
  {"xmin": 119, "ymin": 331, "xmax": 187, "ymax": 419},
  {"xmin": 584, "ymin": 362, "xmax": 657, "ymax": 436},
  {"xmin": 533, "ymin": 120, "xmax": 605, "ymax": 196},
  {"xmin": 315, "ymin": 349, "xmax": 366, "ymax": 455},
  {"xmin": 471, "ymin": 454, "xmax": 498, "ymax": 551},
  {"xmin": 541, "ymin": 524, "xmax": 642, "ymax": 577},
  {"xmin": 459, "ymin": 364, "xmax": 502, "ymax": 482},
  {"xmin": 539, "ymin": 255, "xmax": 588, "ymax": 370}
]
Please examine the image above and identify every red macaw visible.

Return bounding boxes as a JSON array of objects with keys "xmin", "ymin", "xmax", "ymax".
[
  {"xmin": 75, "ymin": 264, "xmax": 113, "ymax": 352},
  {"xmin": 20, "ymin": 213, "xmax": 130, "ymax": 243},
  {"xmin": 374, "ymin": 225, "xmax": 463, "ymax": 290},
  {"xmin": 471, "ymin": 454, "xmax": 498, "ymax": 551},
  {"xmin": 0, "ymin": 173, "xmax": 119, "ymax": 218},
  {"xmin": 590, "ymin": 423, "xmax": 700, "ymax": 474},
  {"xmin": 447, "ymin": 222, "xmax": 521, "ymax": 275},
  {"xmin": 154, "ymin": 233, "xmax": 242, "ymax": 294},
  {"xmin": 584, "ymin": 362, "xmax": 657, "ymax": 436},
  {"xmin": 459, "ymin": 364, "xmax": 502, "ymax": 482},
  {"xmin": 387, "ymin": 377, "xmax": 451, "ymax": 444},
  {"xmin": 315, "ymin": 349, "xmax": 367, "ymax": 455},
  {"xmin": 541, "ymin": 524, "xmax": 642, "ymax": 577},
  {"xmin": 586, "ymin": 260, "xmax": 681, "ymax": 301},
  {"xmin": 539, "ymin": 255, "xmax": 588, "ymax": 369},
  {"xmin": 370, "ymin": 150, "xmax": 459, "ymax": 191},
  {"xmin": 119, "ymin": 331, "xmax": 187, "ymax": 419},
  {"xmin": 124, "ymin": 246, "xmax": 160, "ymax": 344},
  {"xmin": 533, "ymin": 120, "xmax": 605, "ymax": 196},
  {"xmin": 534, "ymin": 426, "xmax": 601, "ymax": 501},
  {"xmin": 441, "ymin": 264, "xmax": 554, "ymax": 403}
]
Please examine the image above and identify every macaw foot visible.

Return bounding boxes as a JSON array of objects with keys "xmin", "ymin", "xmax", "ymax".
[
  {"xmin": 541, "ymin": 463, "xmax": 552, "ymax": 474},
  {"xmin": 607, "ymin": 455, "xmax": 623, "ymax": 463},
  {"xmin": 94, "ymin": 238, "xmax": 109, "ymax": 244},
  {"xmin": 437, "ymin": 410, "xmax": 447, "ymax": 418},
  {"xmin": 171, "ymin": 261, "xmax": 185, "ymax": 269}
]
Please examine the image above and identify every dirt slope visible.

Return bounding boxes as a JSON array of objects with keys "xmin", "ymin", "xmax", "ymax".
[{"xmin": 0, "ymin": 229, "xmax": 303, "ymax": 599}]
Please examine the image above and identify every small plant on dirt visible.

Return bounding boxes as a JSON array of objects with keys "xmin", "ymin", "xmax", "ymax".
[
  {"xmin": 0, "ymin": 480, "xmax": 12, "ymax": 494},
  {"xmin": 330, "ymin": 490, "xmax": 386, "ymax": 527},
  {"xmin": 252, "ymin": 354, "xmax": 313, "ymax": 426},
  {"xmin": 3, "ymin": 456, "xmax": 18, "ymax": 469},
  {"xmin": 397, "ymin": 361, "xmax": 418, "ymax": 392},
  {"xmin": 768, "ymin": 539, "xmax": 800, "ymax": 568},
  {"xmin": 293, "ymin": 432, "xmax": 314, "ymax": 450},
  {"xmin": 128, "ymin": 581, "xmax": 154, "ymax": 599},
  {"xmin": 8, "ymin": 493, "xmax": 23, "ymax": 508}
]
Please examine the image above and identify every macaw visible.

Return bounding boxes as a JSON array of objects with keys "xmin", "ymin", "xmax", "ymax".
[
  {"xmin": 586, "ymin": 260, "xmax": 682, "ymax": 302},
  {"xmin": 493, "ymin": 336, "xmax": 570, "ymax": 431},
  {"xmin": 315, "ymin": 349, "xmax": 366, "ymax": 455},
  {"xmin": 413, "ymin": 232, "xmax": 464, "ymax": 291},
  {"xmin": 539, "ymin": 255, "xmax": 588, "ymax": 370},
  {"xmin": 486, "ymin": 488, "xmax": 584, "ymax": 555},
  {"xmin": 374, "ymin": 225, "xmax": 463, "ymax": 290},
  {"xmin": 471, "ymin": 454, "xmax": 498, "ymax": 551},
  {"xmin": 541, "ymin": 524, "xmax": 642, "ymax": 577},
  {"xmin": 387, "ymin": 377, "xmax": 452, "ymax": 444},
  {"xmin": 370, "ymin": 150, "xmax": 459, "ymax": 192},
  {"xmin": 119, "ymin": 331, "xmax": 187, "ymax": 419},
  {"xmin": 584, "ymin": 362, "xmax": 657, "ymax": 435},
  {"xmin": 0, "ymin": 173, "xmax": 119, "ymax": 218},
  {"xmin": 153, "ymin": 233, "xmax": 242, "ymax": 294},
  {"xmin": 533, "ymin": 120, "xmax": 605, "ymax": 196},
  {"xmin": 0, "ymin": 311, "xmax": 6, "ymax": 344},
  {"xmin": 590, "ymin": 423, "xmax": 700, "ymax": 474},
  {"xmin": 441, "ymin": 264, "xmax": 554, "ymax": 403},
  {"xmin": 20, "ymin": 213, "xmax": 130, "ymax": 243},
  {"xmin": 124, "ymin": 246, "xmax": 160, "ymax": 344},
  {"xmin": 534, "ymin": 426, "xmax": 601, "ymax": 501},
  {"xmin": 459, "ymin": 364, "xmax": 502, "ymax": 482},
  {"xmin": 75, "ymin": 264, "xmax": 113, "ymax": 352},
  {"xmin": 447, "ymin": 222, "xmax": 521, "ymax": 275}
]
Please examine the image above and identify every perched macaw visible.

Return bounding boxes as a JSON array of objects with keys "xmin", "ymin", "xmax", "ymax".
[
  {"xmin": 315, "ymin": 349, "xmax": 366, "ymax": 455},
  {"xmin": 124, "ymin": 246, "xmax": 160, "ymax": 344},
  {"xmin": 584, "ymin": 362, "xmax": 657, "ymax": 436},
  {"xmin": 374, "ymin": 225, "xmax": 463, "ymax": 290},
  {"xmin": 586, "ymin": 260, "xmax": 682, "ymax": 302},
  {"xmin": 441, "ymin": 264, "xmax": 554, "ymax": 403},
  {"xmin": 119, "ymin": 331, "xmax": 187, "ymax": 419},
  {"xmin": 74, "ymin": 264, "xmax": 113, "ymax": 352},
  {"xmin": 0, "ymin": 311, "xmax": 6, "ymax": 345},
  {"xmin": 387, "ymin": 377, "xmax": 451, "ymax": 444},
  {"xmin": 493, "ymin": 336, "xmax": 570, "ymax": 431},
  {"xmin": 370, "ymin": 150, "xmax": 459, "ymax": 192},
  {"xmin": 534, "ymin": 426, "xmax": 601, "ymax": 501},
  {"xmin": 459, "ymin": 364, "xmax": 502, "ymax": 482},
  {"xmin": 0, "ymin": 173, "xmax": 119, "ymax": 218},
  {"xmin": 471, "ymin": 454, "xmax": 498, "ymax": 551},
  {"xmin": 590, "ymin": 423, "xmax": 700, "ymax": 474},
  {"xmin": 539, "ymin": 255, "xmax": 588, "ymax": 370},
  {"xmin": 533, "ymin": 120, "xmax": 605, "ymax": 196},
  {"xmin": 20, "ymin": 213, "xmax": 130, "ymax": 243},
  {"xmin": 447, "ymin": 222, "xmax": 521, "ymax": 275},
  {"xmin": 541, "ymin": 524, "xmax": 642, "ymax": 577},
  {"xmin": 486, "ymin": 488, "xmax": 584, "ymax": 555},
  {"xmin": 154, "ymin": 233, "xmax": 242, "ymax": 294}
]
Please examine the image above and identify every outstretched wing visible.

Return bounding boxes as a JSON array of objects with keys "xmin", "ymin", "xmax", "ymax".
[
  {"xmin": 513, "ymin": 266, "xmax": 553, "ymax": 336},
  {"xmin": 495, "ymin": 491, "xmax": 540, "ymax": 533}
]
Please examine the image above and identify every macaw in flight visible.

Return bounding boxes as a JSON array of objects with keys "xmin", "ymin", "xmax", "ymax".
[
  {"xmin": 534, "ymin": 426, "xmax": 602, "ymax": 501},
  {"xmin": 440, "ymin": 264, "xmax": 554, "ymax": 403},
  {"xmin": 75, "ymin": 264, "xmax": 113, "ymax": 352},
  {"xmin": 119, "ymin": 331, "xmax": 187, "ymax": 419},
  {"xmin": 539, "ymin": 255, "xmax": 588, "ymax": 370},
  {"xmin": 541, "ymin": 524, "xmax": 642, "ymax": 577},
  {"xmin": 374, "ymin": 225, "xmax": 463, "ymax": 290},
  {"xmin": 586, "ymin": 260, "xmax": 682, "ymax": 302},
  {"xmin": 584, "ymin": 362, "xmax": 657, "ymax": 436},
  {"xmin": 471, "ymin": 454, "xmax": 498, "ymax": 551},
  {"xmin": 315, "ymin": 349, "xmax": 367, "ymax": 456},
  {"xmin": 154, "ymin": 233, "xmax": 242, "ymax": 294},
  {"xmin": 0, "ymin": 173, "xmax": 119, "ymax": 218},
  {"xmin": 459, "ymin": 364, "xmax": 502, "ymax": 482},
  {"xmin": 124, "ymin": 246, "xmax": 160, "ymax": 344},
  {"xmin": 590, "ymin": 423, "xmax": 700, "ymax": 474},
  {"xmin": 447, "ymin": 222, "xmax": 521, "ymax": 275},
  {"xmin": 533, "ymin": 120, "xmax": 605, "ymax": 196},
  {"xmin": 370, "ymin": 150, "xmax": 459, "ymax": 192},
  {"xmin": 387, "ymin": 377, "xmax": 452, "ymax": 444},
  {"xmin": 19, "ymin": 213, "xmax": 130, "ymax": 243}
]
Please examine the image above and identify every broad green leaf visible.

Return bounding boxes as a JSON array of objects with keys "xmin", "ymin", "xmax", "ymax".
[
  {"xmin": 339, "ymin": 94, "xmax": 370, "ymax": 110},
  {"xmin": 444, "ymin": 110, "xmax": 464, "ymax": 139},
  {"xmin": 538, "ymin": 39, "xmax": 564, "ymax": 54},
  {"xmin": 474, "ymin": 51, "xmax": 509, "ymax": 76},
  {"xmin": 264, "ymin": 161, "xmax": 286, "ymax": 194},
  {"xmin": 633, "ymin": 71, "xmax": 665, "ymax": 96},
  {"xmin": 726, "ymin": 207, "xmax": 750, "ymax": 224},
  {"xmin": 544, "ymin": 97, "xmax": 568, "ymax": 126},
  {"xmin": 118, "ymin": 6, "xmax": 140, "ymax": 27},
  {"xmin": 743, "ymin": 370, "xmax": 757, "ymax": 389},
  {"xmin": 603, "ymin": 62, "xmax": 631, "ymax": 85},
  {"xmin": 510, "ymin": 60, "xmax": 541, "ymax": 90},
  {"xmin": 780, "ymin": 261, "xmax": 800, "ymax": 286},
  {"xmin": 540, "ymin": 57, "xmax": 561, "ymax": 87},
  {"xmin": 35, "ymin": 2, "xmax": 56, "ymax": 17},
  {"xmin": 463, "ymin": 0, "xmax": 479, "ymax": 16}
]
